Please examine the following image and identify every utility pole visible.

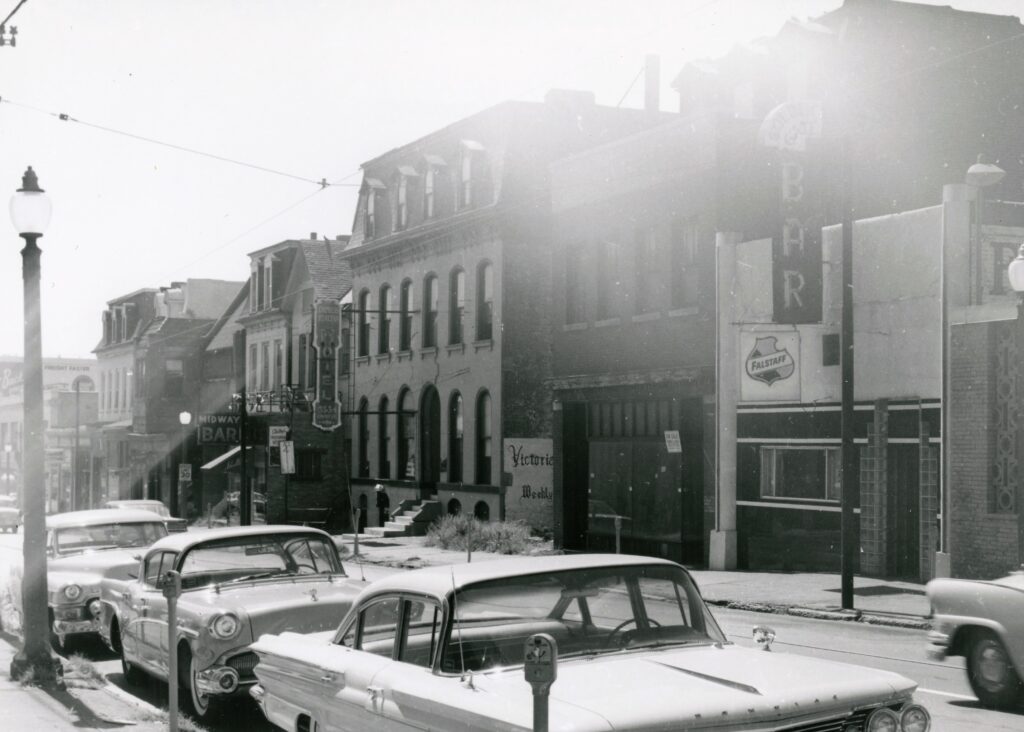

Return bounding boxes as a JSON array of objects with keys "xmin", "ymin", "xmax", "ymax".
[
  {"xmin": 839, "ymin": 136, "xmax": 856, "ymax": 611},
  {"xmin": 234, "ymin": 390, "xmax": 251, "ymax": 526}
]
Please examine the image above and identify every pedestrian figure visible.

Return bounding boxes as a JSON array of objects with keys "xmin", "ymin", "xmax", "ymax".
[{"xmin": 375, "ymin": 484, "xmax": 390, "ymax": 527}]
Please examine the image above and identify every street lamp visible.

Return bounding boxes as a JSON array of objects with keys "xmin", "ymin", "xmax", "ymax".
[
  {"xmin": 176, "ymin": 410, "xmax": 192, "ymax": 519},
  {"xmin": 966, "ymin": 154, "xmax": 1006, "ymax": 305},
  {"xmin": 1006, "ymin": 245, "xmax": 1024, "ymax": 568},
  {"xmin": 9, "ymin": 166, "xmax": 61, "ymax": 684}
]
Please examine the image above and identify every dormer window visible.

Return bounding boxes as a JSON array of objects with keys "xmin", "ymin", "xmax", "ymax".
[
  {"xmin": 423, "ymin": 168, "xmax": 435, "ymax": 219},
  {"xmin": 394, "ymin": 166, "xmax": 418, "ymax": 232},
  {"xmin": 363, "ymin": 178, "xmax": 386, "ymax": 239},
  {"xmin": 458, "ymin": 140, "xmax": 485, "ymax": 210}
]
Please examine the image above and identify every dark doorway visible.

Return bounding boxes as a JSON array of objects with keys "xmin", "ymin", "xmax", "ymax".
[
  {"xmin": 887, "ymin": 445, "xmax": 920, "ymax": 581},
  {"xmin": 420, "ymin": 386, "xmax": 441, "ymax": 499},
  {"xmin": 557, "ymin": 402, "xmax": 589, "ymax": 551},
  {"xmin": 357, "ymin": 494, "xmax": 368, "ymax": 533}
]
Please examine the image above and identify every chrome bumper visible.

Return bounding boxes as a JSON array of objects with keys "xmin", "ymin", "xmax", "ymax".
[
  {"xmin": 52, "ymin": 617, "xmax": 101, "ymax": 637},
  {"xmin": 194, "ymin": 665, "xmax": 241, "ymax": 697},
  {"xmin": 926, "ymin": 629, "xmax": 950, "ymax": 661}
]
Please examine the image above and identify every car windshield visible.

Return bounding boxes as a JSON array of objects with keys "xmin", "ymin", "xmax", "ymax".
[
  {"xmin": 54, "ymin": 521, "xmax": 168, "ymax": 556},
  {"xmin": 178, "ymin": 534, "xmax": 342, "ymax": 589},
  {"xmin": 441, "ymin": 564, "xmax": 725, "ymax": 673}
]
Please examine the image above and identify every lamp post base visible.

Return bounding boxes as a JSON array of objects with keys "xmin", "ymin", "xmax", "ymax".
[{"xmin": 10, "ymin": 648, "xmax": 64, "ymax": 688}]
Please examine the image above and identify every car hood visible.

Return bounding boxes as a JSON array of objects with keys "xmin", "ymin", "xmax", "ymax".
[
  {"xmin": 468, "ymin": 644, "xmax": 915, "ymax": 730},
  {"xmin": 181, "ymin": 576, "xmax": 368, "ymax": 642},
  {"xmin": 991, "ymin": 573, "xmax": 1024, "ymax": 591},
  {"xmin": 48, "ymin": 549, "xmax": 141, "ymax": 589}
]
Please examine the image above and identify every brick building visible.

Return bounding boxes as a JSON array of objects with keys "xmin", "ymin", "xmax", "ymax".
[
  {"xmin": 197, "ymin": 237, "xmax": 353, "ymax": 531},
  {"xmin": 342, "ymin": 91, "xmax": 665, "ymax": 533}
]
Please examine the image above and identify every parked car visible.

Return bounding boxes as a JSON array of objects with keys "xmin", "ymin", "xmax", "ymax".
[
  {"xmin": 7, "ymin": 508, "xmax": 168, "ymax": 649},
  {"xmin": 0, "ymin": 504, "xmax": 19, "ymax": 532},
  {"xmin": 926, "ymin": 571, "xmax": 1024, "ymax": 709},
  {"xmin": 110, "ymin": 525, "xmax": 368, "ymax": 720},
  {"xmin": 251, "ymin": 554, "xmax": 932, "ymax": 732},
  {"xmin": 106, "ymin": 499, "xmax": 188, "ymax": 532}
]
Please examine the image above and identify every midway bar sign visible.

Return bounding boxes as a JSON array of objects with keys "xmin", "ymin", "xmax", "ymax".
[
  {"xmin": 312, "ymin": 300, "xmax": 341, "ymax": 431},
  {"xmin": 197, "ymin": 413, "xmax": 242, "ymax": 445}
]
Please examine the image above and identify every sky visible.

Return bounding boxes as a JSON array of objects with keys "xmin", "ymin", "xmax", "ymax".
[{"xmin": 0, "ymin": 0, "xmax": 1019, "ymax": 358}]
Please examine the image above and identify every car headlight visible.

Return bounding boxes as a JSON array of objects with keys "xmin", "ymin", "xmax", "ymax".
[
  {"xmin": 88, "ymin": 599, "xmax": 102, "ymax": 618},
  {"xmin": 62, "ymin": 584, "xmax": 82, "ymax": 601},
  {"xmin": 900, "ymin": 704, "xmax": 931, "ymax": 732},
  {"xmin": 866, "ymin": 707, "xmax": 899, "ymax": 732},
  {"xmin": 209, "ymin": 612, "xmax": 241, "ymax": 640}
]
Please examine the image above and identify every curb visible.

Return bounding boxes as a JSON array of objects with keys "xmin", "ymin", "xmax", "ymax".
[{"xmin": 707, "ymin": 599, "xmax": 931, "ymax": 630}]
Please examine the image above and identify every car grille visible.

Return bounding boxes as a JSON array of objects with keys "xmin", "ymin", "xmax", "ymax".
[
  {"xmin": 227, "ymin": 651, "xmax": 260, "ymax": 680},
  {"xmin": 777, "ymin": 707, "xmax": 873, "ymax": 732}
]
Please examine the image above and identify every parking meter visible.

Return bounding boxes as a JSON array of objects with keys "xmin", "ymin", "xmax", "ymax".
[
  {"xmin": 161, "ymin": 570, "xmax": 183, "ymax": 732},
  {"xmin": 524, "ymin": 633, "xmax": 558, "ymax": 732}
]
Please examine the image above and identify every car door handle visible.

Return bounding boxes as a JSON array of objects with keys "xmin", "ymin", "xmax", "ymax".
[{"xmin": 367, "ymin": 685, "xmax": 383, "ymax": 701}]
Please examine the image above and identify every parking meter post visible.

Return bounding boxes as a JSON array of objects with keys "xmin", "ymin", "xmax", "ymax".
[
  {"xmin": 524, "ymin": 633, "xmax": 557, "ymax": 732},
  {"xmin": 352, "ymin": 507, "xmax": 360, "ymax": 556},
  {"xmin": 614, "ymin": 515, "xmax": 621, "ymax": 554},
  {"xmin": 161, "ymin": 570, "xmax": 182, "ymax": 732}
]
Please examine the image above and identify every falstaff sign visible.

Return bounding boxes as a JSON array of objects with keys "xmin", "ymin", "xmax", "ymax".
[
  {"xmin": 740, "ymin": 331, "xmax": 800, "ymax": 402},
  {"xmin": 312, "ymin": 300, "xmax": 341, "ymax": 431}
]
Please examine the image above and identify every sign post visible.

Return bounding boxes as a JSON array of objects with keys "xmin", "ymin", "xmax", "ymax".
[
  {"xmin": 524, "ymin": 633, "xmax": 558, "ymax": 732},
  {"xmin": 161, "ymin": 569, "xmax": 183, "ymax": 732}
]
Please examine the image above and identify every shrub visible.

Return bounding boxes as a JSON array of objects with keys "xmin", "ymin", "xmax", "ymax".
[{"xmin": 424, "ymin": 514, "xmax": 532, "ymax": 555}]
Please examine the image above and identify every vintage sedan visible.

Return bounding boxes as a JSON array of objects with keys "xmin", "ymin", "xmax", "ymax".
[
  {"xmin": 251, "ymin": 554, "xmax": 932, "ymax": 732},
  {"xmin": 926, "ymin": 571, "xmax": 1024, "ymax": 709},
  {"xmin": 8, "ymin": 508, "xmax": 168, "ymax": 649},
  {"xmin": 112, "ymin": 525, "xmax": 368, "ymax": 720},
  {"xmin": 0, "ymin": 504, "xmax": 18, "ymax": 532},
  {"xmin": 106, "ymin": 499, "xmax": 189, "ymax": 532}
]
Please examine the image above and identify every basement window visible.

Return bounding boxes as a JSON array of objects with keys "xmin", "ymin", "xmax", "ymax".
[{"xmin": 760, "ymin": 446, "xmax": 840, "ymax": 502}]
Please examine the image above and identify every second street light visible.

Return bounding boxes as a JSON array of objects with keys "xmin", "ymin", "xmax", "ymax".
[{"xmin": 9, "ymin": 166, "xmax": 61, "ymax": 684}]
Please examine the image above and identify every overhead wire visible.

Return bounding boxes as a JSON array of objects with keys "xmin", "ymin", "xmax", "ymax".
[
  {"xmin": 1, "ymin": 0, "xmax": 28, "ymax": 28},
  {"xmin": 0, "ymin": 96, "xmax": 360, "ymax": 188}
]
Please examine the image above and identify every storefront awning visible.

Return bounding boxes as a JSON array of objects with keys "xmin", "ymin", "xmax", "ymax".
[{"xmin": 201, "ymin": 446, "xmax": 242, "ymax": 471}]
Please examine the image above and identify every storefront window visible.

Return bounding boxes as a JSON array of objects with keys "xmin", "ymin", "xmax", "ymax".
[{"xmin": 760, "ymin": 447, "xmax": 840, "ymax": 501}]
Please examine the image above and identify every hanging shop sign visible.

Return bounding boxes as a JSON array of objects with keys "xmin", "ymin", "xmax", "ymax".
[
  {"xmin": 312, "ymin": 300, "xmax": 341, "ymax": 431},
  {"xmin": 268, "ymin": 425, "xmax": 290, "ymax": 448},
  {"xmin": 740, "ymin": 331, "xmax": 801, "ymax": 402}
]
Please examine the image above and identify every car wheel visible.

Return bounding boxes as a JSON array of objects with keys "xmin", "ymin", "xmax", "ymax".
[
  {"xmin": 180, "ymin": 645, "xmax": 219, "ymax": 720},
  {"xmin": 119, "ymin": 624, "xmax": 144, "ymax": 686},
  {"xmin": 967, "ymin": 629, "xmax": 1023, "ymax": 709},
  {"xmin": 297, "ymin": 715, "xmax": 319, "ymax": 732}
]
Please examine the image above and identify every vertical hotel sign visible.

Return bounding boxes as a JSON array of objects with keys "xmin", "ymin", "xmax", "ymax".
[
  {"xmin": 759, "ymin": 101, "xmax": 824, "ymax": 324},
  {"xmin": 312, "ymin": 300, "xmax": 341, "ymax": 431}
]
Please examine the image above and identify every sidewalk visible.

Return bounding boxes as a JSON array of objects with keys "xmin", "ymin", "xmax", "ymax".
[
  {"xmin": 0, "ymin": 632, "xmax": 167, "ymax": 731},
  {"xmin": 335, "ymin": 534, "xmax": 931, "ymax": 629}
]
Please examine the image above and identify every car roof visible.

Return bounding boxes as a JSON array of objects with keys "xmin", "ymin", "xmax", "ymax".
[
  {"xmin": 108, "ymin": 500, "xmax": 163, "ymax": 507},
  {"xmin": 143, "ymin": 524, "xmax": 334, "ymax": 555},
  {"xmin": 46, "ymin": 508, "xmax": 167, "ymax": 529},
  {"xmin": 351, "ymin": 553, "xmax": 683, "ymax": 598}
]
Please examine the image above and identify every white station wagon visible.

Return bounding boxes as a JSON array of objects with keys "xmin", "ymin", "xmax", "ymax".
[{"xmin": 251, "ymin": 554, "xmax": 932, "ymax": 732}]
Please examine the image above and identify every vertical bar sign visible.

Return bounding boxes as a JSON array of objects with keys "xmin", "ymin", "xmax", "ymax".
[
  {"xmin": 758, "ymin": 100, "xmax": 824, "ymax": 324},
  {"xmin": 312, "ymin": 300, "xmax": 341, "ymax": 431},
  {"xmin": 773, "ymin": 146, "xmax": 823, "ymax": 323}
]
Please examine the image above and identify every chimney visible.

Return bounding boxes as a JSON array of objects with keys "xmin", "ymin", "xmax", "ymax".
[
  {"xmin": 310, "ymin": 232, "xmax": 317, "ymax": 240},
  {"xmin": 645, "ymin": 54, "xmax": 660, "ymax": 114}
]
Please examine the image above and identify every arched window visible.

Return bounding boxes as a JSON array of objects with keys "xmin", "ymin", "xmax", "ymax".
[
  {"xmin": 449, "ymin": 268, "xmax": 465, "ymax": 345},
  {"xmin": 475, "ymin": 391, "xmax": 492, "ymax": 485},
  {"xmin": 448, "ymin": 392, "xmax": 464, "ymax": 482},
  {"xmin": 474, "ymin": 501, "xmax": 490, "ymax": 521},
  {"xmin": 378, "ymin": 284, "xmax": 392, "ymax": 354},
  {"xmin": 399, "ymin": 280, "xmax": 414, "ymax": 351},
  {"xmin": 397, "ymin": 388, "xmax": 416, "ymax": 479},
  {"xmin": 378, "ymin": 395, "xmax": 391, "ymax": 479},
  {"xmin": 357, "ymin": 290, "xmax": 371, "ymax": 357},
  {"xmin": 423, "ymin": 275, "xmax": 438, "ymax": 348},
  {"xmin": 447, "ymin": 498, "xmax": 462, "ymax": 516},
  {"xmin": 357, "ymin": 398, "xmax": 369, "ymax": 477},
  {"xmin": 476, "ymin": 261, "xmax": 493, "ymax": 341}
]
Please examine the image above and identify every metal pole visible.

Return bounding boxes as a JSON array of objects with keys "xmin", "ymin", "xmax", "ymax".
[
  {"xmin": 614, "ymin": 516, "xmax": 622, "ymax": 554},
  {"xmin": 173, "ymin": 424, "xmax": 182, "ymax": 519},
  {"xmin": 533, "ymin": 692, "xmax": 549, "ymax": 732},
  {"xmin": 240, "ymin": 391, "xmax": 250, "ymax": 526},
  {"xmin": 840, "ymin": 136, "xmax": 856, "ymax": 611},
  {"xmin": 10, "ymin": 232, "xmax": 60, "ymax": 684},
  {"xmin": 1017, "ymin": 294, "xmax": 1024, "ymax": 567},
  {"xmin": 73, "ymin": 379, "xmax": 80, "ymax": 510},
  {"xmin": 163, "ymin": 570, "xmax": 181, "ymax": 732}
]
